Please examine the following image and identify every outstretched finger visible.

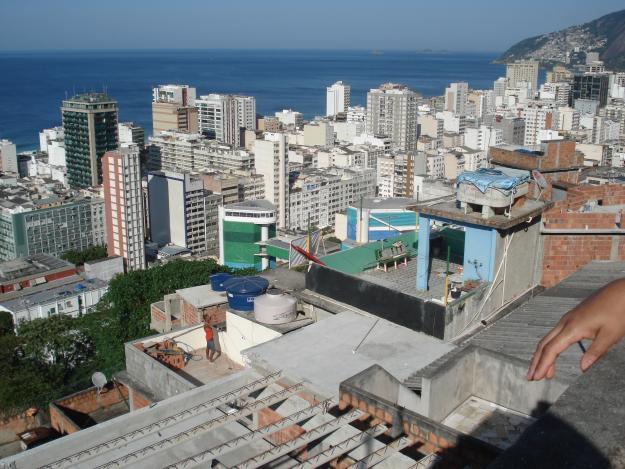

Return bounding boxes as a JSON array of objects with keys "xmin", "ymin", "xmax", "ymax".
[
  {"xmin": 527, "ymin": 322, "xmax": 565, "ymax": 380},
  {"xmin": 531, "ymin": 330, "xmax": 581, "ymax": 381}
]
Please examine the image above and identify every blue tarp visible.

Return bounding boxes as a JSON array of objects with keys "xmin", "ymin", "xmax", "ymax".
[{"xmin": 456, "ymin": 169, "xmax": 530, "ymax": 194}]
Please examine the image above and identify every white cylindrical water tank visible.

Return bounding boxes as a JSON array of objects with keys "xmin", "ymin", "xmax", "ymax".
[{"xmin": 254, "ymin": 288, "xmax": 297, "ymax": 324}]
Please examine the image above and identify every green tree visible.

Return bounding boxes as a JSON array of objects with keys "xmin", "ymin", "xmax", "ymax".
[{"xmin": 0, "ymin": 311, "xmax": 14, "ymax": 336}]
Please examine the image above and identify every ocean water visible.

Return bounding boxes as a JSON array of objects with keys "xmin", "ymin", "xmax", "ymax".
[{"xmin": 0, "ymin": 49, "xmax": 506, "ymax": 151}]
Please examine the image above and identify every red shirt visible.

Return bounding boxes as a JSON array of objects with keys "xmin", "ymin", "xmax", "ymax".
[{"xmin": 204, "ymin": 324, "xmax": 214, "ymax": 341}]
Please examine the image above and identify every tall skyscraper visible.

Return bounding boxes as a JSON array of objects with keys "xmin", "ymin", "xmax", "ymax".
[
  {"xmin": 62, "ymin": 93, "xmax": 119, "ymax": 188},
  {"xmin": 196, "ymin": 94, "xmax": 256, "ymax": 148},
  {"xmin": 102, "ymin": 145, "xmax": 146, "ymax": 271},
  {"xmin": 444, "ymin": 82, "xmax": 468, "ymax": 115},
  {"xmin": 366, "ymin": 83, "xmax": 418, "ymax": 151},
  {"xmin": 152, "ymin": 84, "xmax": 198, "ymax": 136},
  {"xmin": 506, "ymin": 61, "xmax": 539, "ymax": 91},
  {"xmin": 253, "ymin": 133, "xmax": 288, "ymax": 229},
  {"xmin": 326, "ymin": 81, "xmax": 351, "ymax": 117}
]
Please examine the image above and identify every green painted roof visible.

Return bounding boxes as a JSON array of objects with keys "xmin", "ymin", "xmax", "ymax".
[{"xmin": 320, "ymin": 231, "xmax": 418, "ymax": 274}]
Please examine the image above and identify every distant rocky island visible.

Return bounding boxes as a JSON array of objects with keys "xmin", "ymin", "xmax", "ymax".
[{"xmin": 497, "ymin": 9, "xmax": 625, "ymax": 71}]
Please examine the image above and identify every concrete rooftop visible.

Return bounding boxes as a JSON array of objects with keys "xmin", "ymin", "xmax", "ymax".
[
  {"xmin": 244, "ymin": 311, "xmax": 455, "ymax": 397},
  {"xmin": 175, "ymin": 285, "xmax": 227, "ymax": 309}
]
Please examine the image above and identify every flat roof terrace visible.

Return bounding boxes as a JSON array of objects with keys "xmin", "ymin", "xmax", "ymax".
[{"xmin": 357, "ymin": 257, "xmax": 468, "ymax": 302}]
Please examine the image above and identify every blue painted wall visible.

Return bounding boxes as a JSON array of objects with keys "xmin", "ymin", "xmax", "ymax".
[{"xmin": 463, "ymin": 225, "xmax": 497, "ymax": 282}]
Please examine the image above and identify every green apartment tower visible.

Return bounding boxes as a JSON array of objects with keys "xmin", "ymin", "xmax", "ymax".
[
  {"xmin": 218, "ymin": 200, "xmax": 276, "ymax": 271},
  {"xmin": 62, "ymin": 93, "xmax": 119, "ymax": 188}
]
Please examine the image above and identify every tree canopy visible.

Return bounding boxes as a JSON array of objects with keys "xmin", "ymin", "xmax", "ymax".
[{"xmin": 61, "ymin": 245, "xmax": 108, "ymax": 266}]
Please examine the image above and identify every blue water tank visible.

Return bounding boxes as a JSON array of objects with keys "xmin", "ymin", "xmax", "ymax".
[
  {"xmin": 223, "ymin": 276, "xmax": 269, "ymax": 312},
  {"xmin": 210, "ymin": 273, "xmax": 232, "ymax": 291}
]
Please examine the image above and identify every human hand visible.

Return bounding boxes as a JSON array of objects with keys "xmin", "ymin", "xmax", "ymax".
[{"xmin": 527, "ymin": 278, "xmax": 625, "ymax": 381}]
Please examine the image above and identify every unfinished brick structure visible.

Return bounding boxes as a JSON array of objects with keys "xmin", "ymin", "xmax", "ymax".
[
  {"xmin": 541, "ymin": 184, "xmax": 625, "ymax": 287},
  {"xmin": 150, "ymin": 287, "xmax": 228, "ymax": 333},
  {"xmin": 490, "ymin": 140, "xmax": 585, "ymax": 201},
  {"xmin": 49, "ymin": 382, "xmax": 151, "ymax": 435}
]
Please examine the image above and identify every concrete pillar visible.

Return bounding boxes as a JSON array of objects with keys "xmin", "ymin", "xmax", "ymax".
[
  {"xmin": 416, "ymin": 215, "xmax": 431, "ymax": 291},
  {"xmin": 261, "ymin": 225, "xmax": 269, "ymax": 270}
]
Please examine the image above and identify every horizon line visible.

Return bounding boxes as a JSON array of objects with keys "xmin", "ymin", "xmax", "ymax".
[{"xmin": 0, "ymin": 47, "xmax": 504, "ymax": 54}]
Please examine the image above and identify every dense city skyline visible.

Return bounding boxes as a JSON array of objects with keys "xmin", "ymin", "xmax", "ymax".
[{"xmin": 0, "ymin": 1, "xmax": 623, "ymax": 51}]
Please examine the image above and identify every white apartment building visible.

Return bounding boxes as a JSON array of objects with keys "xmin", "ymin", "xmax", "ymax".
[
  {"xmin": 494, "ymin": 77, "xmax": 507, "ymax": 99},
  {"xmin": 352, "ymin": 134, "xmax": 392, "ymax": 152},
  {"xmin": 347, "ymin": 106, "xmax": 366, "ymax": 123},
  {"xmin": 506, "ymin": 61, "xmax": 539, "ymax": 91},
  {"xmin": 377, "ymin": 155, "xmax": 395, "ymax": 198},
  {"xmin": 555, "ymin": 107, "xmax": 581, "ymax": 132},
  {"xmin": 196, "ymin": 94, "xmax": 256, "ymax": 148},
  {"xmin": 253, "ymin": 133, "xmax": 288, "ymax": 229},
  {"xmin": 522, "ymin": 102, "xmax": 556, "ymax": 145},
  {"xmin": 419, "ymin": 114, "xmax": 444, "ymax": 139},
  {"xmin": 152, "ymin": 84, "xmax": 196, "ymax": 105},
  {"xmin": 463, "ymin": 149, "xmax": 488, "ymax": 172},
  {"xmin": 445, "ymin": 82, "xmax": 468, "ymax": 115},
  {"xmin": 317, "ymin": 144, "xmax": 380, "ymax": 170},
  {"xmin": 118, "ymin": 122, "xmax": 145, "ymax": 148},
  {"xmin": 39, "ymin": 127, "xmax": 66, "ymax": 167},
  {"xmin": 147, "ymin": 170, "xmax": 221, "ymax": 255},
  {"xmin": 539, "ymin": 82, "xmax": 572, "ymax": 107},
  {"xmin": 375, "ymin": 153, "xmax": 426, "ymax": 198},
  {"xmin": 303, "ymin": 122, "xmax": 334, "ymax": 147},
  {"xmin": 426, "ymin": 152, "xmax": 445, "ymax": 179},
  {"xmin": 148, "ymin": 131, "xmax": 254, "ymax": 172},
  {"xmin": 275, "ymin": 109, "xmax": 303, "ymax": 128},
  {"xmin": 464, "ymin": 126, "xmax": 503, "ymax": 151},
  {"xmin": 288, "ymin": 167, "xmax": 376, "ymax": 231},
  {"xmin": 102, "ymin": 145, "xmax": 146, "ymax": 271},
  {"xmin": 436, "ymin": 111, "xmax": 466, "ymax": 134},
  {"xmin": 366, "ymin": 83, "xmax": 418, "ymax": 152},
  {"xmin": 327, "ymin": 81, "xmax": 351, "ymax": 117},
  {"xmin": 0, "ymin": 139, "xmax": 18, "ymax": 174}
]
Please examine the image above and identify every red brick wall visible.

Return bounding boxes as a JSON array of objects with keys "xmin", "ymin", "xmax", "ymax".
[
  {"xmin": 541, "ymin": 184, "xmax": 625, "ymax": 287},
  {"xmin": 181, "ymin": 301, "xmax": 227, "ymax": 327},
  {"xmin": 50, "ymin": 385, "xmax": 130, "ymax": 435},
  {"xmin": 129, "ymin": 389, "xmax": 151, "ymax": 411},
  {"xmin": 490, "ymin": 140, "xmax": 582, "ymax": 172}
]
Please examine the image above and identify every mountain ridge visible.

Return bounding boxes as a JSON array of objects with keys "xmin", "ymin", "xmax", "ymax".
[{"xmin": 497, "ymin": 9, "xmax": 625, "ymax": 71}]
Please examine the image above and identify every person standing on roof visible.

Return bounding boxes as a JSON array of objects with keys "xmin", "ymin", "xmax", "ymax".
[{"xmin": 203, "ymin": 313, "xmax": 220, "ymax": 362}]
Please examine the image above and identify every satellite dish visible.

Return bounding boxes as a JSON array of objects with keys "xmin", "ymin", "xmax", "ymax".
[
  {"xmin": 532, "ymin": 170, "xmax": 549, "ymax": 190},
  {"xmin": 92, "ymin": 372, "xmax": 107, "ymax": 394}
]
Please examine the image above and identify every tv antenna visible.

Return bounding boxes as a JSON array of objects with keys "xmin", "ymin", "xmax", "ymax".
[{"xmin": 92, "ymin": 371, "xmax": 107, "ymax": 395}]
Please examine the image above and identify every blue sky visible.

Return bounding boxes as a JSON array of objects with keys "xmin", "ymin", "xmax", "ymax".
[{"xmin": 0, "ymin": 1, "xmax": 623, "ymax": 51}]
